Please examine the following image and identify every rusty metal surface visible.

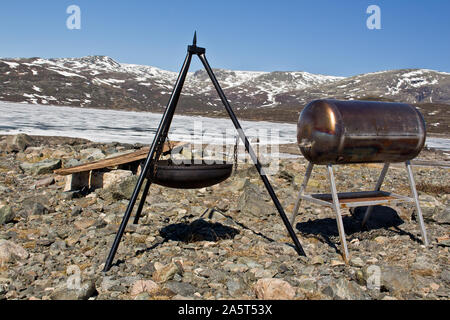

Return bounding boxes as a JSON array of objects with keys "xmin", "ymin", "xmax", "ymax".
[{"xmin": 297, "ymin": 99, "xmax": 426, "ymax": 164}]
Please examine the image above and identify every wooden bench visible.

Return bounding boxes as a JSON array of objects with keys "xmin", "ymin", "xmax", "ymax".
[{"xmin": 54, "ymin": 142, "xmax": 186, "ymax": 191}]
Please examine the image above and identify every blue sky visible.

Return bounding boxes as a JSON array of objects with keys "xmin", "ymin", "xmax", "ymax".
[{"xmin": 0, "ymin": 0, "xmax": 449, "ymax": 76}]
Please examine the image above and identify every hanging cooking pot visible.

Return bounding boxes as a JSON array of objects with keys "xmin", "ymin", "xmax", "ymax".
[{"xmin": 151, "ymin": 160, "xmax": 233, "ymax": 189}]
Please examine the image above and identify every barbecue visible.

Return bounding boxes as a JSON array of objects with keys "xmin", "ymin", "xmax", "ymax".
[
  {"xmin": 102, "ymin": 33, "xmax": 306, "ymax": 272},
  {"xmin": 291, "ymin": 99, "xmax": 429, "ymax": 262}
]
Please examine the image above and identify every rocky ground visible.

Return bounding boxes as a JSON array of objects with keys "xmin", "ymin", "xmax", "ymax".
[{"xmin": 0, "ymin": 134, "xmax": 449, "ymax": 300}]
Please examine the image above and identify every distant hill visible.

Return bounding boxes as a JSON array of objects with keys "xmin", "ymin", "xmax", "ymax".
[{"xmin": 0, "ymin": 55, "xmax": 449, "ymax": 134}]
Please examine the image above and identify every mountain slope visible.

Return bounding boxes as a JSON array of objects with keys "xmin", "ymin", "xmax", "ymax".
[{"xmin": 0, "ymin": 56, "xmax": 449, "ymax": 125}]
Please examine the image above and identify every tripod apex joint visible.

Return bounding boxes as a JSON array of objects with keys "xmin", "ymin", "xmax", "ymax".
[{"xmin": 188, "ymin": 31, "xmax": 205, "ymax": 55}]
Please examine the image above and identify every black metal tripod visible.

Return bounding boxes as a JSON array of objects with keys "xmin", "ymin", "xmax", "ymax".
[{"xmin": 103, "ymin": 33, "xmax": 306, "ymax": 272}]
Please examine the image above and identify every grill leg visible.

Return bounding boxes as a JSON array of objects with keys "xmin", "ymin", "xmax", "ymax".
[
  {"xmin": 405, "ymin": 161, "xmax": 429, "ymax": 246},
  {"xmin": 326, "ymin": 164, "xmax": 349, "ymax": 262},
  {"xmin": 362, "ymin": 163, "xmax": 390, "ymax": 227},
  {"xmin": 290, "ymin": 162, "xmax": 314, "ymax": 226}
]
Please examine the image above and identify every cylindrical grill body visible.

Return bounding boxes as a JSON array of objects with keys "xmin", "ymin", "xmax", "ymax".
[{"xmin": 297, "ymin": 99, "xmax": 426, "ymax": 164}]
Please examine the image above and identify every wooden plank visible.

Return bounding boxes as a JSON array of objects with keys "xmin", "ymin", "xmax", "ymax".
[
  {"xmin": 54, "ymin": 142, "xmax": 187, "ymax": 176},
  {"xmin": 411, "ymin": 160, "xmax": 450, "ymax": 168}
]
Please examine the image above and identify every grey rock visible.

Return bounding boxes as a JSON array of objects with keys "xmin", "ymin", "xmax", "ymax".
[
  {"xmin": 20, "ymin": 159, "xmax": 62, "ymax": 175},
  {"xmin": 223, "ymin": 263, "xmax": 249, "ymax": 273},
  {"xmin": 433, "ymin": 207, "xmax": 450, "ymax": 225},
  {"xmin": 22, "ymin": 197, "xmax": 49, "ymax": 215},
  {"xmin": 350, "ymin": 257, "xmax": 365, "ymax": 268},
  {"xmin": 0, "ymin": 185, "xmax": 11, "ymax": 193},
  {"xmin": 237, "ymin": 180, "xmax": 273, "ymax": 217},
  {"xmin": 237, "ymin": 257, "xmax": 262, "ymax": 269},
  {"xmin": 438, "ymin": 239, "xmax": 450, "ymax": 247},
  {"xmin": 381, "ymin": 266, "xmax": 415, "ymax": 294},
  {"xmin": 296, "ymin": 278, "xmax": 318, "ymax": 294},
  {"xmin": 418, "ymin": 194, "xmax": 441, "ymax": 222},
  {"xmin": 71, "ymin": 206, "xmax": 83, "ymax": 216},
  {"xmin": 4, "ymin": 134, "xmax": 34, "ymax": 152},
  {"xmin": 322, "ymin": 278, "xmax": 369, "ymax": 300},
  {"xmin": 65, "ymin": 158, "xmax": 81, "ymax": 168},
  {"xmin": 216, "ymin": 200, "xmax": 230, "ymax": 212},
  {"xmin": 164, "ymin": 281, "xmax": 197, "ymax": 297},
  {"xmin": 0, "ymin": 239, "xmax": 29, "ymax": 263},
  {"xmin": 80, "ymin": 148, "xmax": 105, "ymax": 161},
  {"xmin": 50, "ymin": 279, "xmax": 97, "ymax": 300},
  {"xmin": 134, "ymin": 292, "xmax": 150, "ymax": 300},
  {"xmin": 49, "ymin": 240, "xmax": 67, "ymax": 255},
  {"xmin": 440, "ymin": 269, "xmax": 450, "ymax": 284},
  {"xmin": 102, "ymin": 175, "xmax": 139, "ymax": 201},
  {"xmin": 226, "ymin": 278, "xmax": 245, "ymax": 296},
  {"xmin": 0, "ymin": 205, "xmax": 15, "ymax": 224},
  {"xmin": 153, "ymin": 263, "xmax": 182, "ymax": 283},
  {"xmin": 35, "ymin": 177, "xmax": 55, "ymax": 188}
]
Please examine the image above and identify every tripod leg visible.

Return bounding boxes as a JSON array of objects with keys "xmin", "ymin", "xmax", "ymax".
[
  {"xmin": 103, "ymin": 52, "xmax": 193, "ymax": 272},
  {"xmin": 133, "ymin": 178, "xmax": 152, "ymax": 225},
  {"xmin": 103, "ymin": 157, "xmax": 155, "ymax": 272},
  {"xmin": 198, "ymin": 53, "xmax": 306, "ymax": 257}
]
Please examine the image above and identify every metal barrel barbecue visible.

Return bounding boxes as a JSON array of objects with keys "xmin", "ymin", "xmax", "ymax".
[
  {"xmin": 292, "ymin": 99, "xmax": 429, "ymax": 262},
  {"xmin": 297, "ymin": 99, "xmax": 426, "ymax": 165}
]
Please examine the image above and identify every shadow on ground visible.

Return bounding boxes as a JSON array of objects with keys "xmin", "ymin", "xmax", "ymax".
[
  {"xmin": 295, "ymin": 206, "xmax": 420, "ymax": 253},
  {"xmin": 160, "ymin": 218, "xmax": 240, "ymax": 242}
]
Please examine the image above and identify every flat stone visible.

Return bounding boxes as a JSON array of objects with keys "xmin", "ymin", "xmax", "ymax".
[
  {"xmin": 237, "ymin": 180, "xmax": 273, "ymax": 217},
  {"xmin": 418, "ymin": 194, "xmax": 442, "ymax": 221},
  {"xmin": 381, "ymin": 266, "xmax": 415, "ymax": 295},
  {"xmin": 164, "ymin": 281, "xmax": 197, "ymax": 297},
  {"xmin": 322, "ymin": 278, "xmax": 369, "ymax": 300},
  {"xmin": 223, "ymin": 263, "xmax": 249, "ymax": 273},
  {"xmin": 20, "ymin": 159, "xmax": 61, "ymax": 175},
  {"xmin": 311, "ymin": 256, "xmax": 325, "ymax": 265},
  {"xmin": 80, "ymin": 148, "xmax": 105, "ymax": 161},
  {"xmin": 331, "ymin": 260, "xmax": 345, "ymax": 267},
  {"xmin": 74, "ymin": 219, "xmax": 96, "ymax": 230},
  {"xmin": 226, "ymin": 278, "xmax": 245, "ymax": 296},
  {"xmin": 251, "ymin": 268, "xmax": 277, "ymax": 279},
  {"xmin": 103, "ymin": 170, "xmax": 133, "ymax": 189},
  {"xmin": 130, "ymin": 279, "xmax": 159, "ymax": 296},
  {"xmin": 0, "ymin": 205, "xmax": 15, "ymax": 224},
  {"xmin": 254, "ymin": 278, "xmax": 296, "ymax": 300},
  {"xmin": 350, "ymin": 257, "xmax": 365, "ymax": 268},
  {"xmin": 433, "ymin": 207, "xmax": 450, "ymax": 225},
  {"xmin": 152, "ymin": 263, "xmax": 181, "ymax": 283},
  {"xmin": 22, "ymin": 197, "xmax": 48, "ymax": 215},
  {"xmin": 35, "ymin": 177, "xmax": 55, "ymax": 188},
  {"xmin": 4, "ymin": 134, "xmax": 34, "ymax": 152},
  {"xmin": 50, "ymin": 279, "xmax": 96, "ymax": 300},
  {"xmin": 0, "ymin": 240, "xmax": 29, "ymax": 264}
]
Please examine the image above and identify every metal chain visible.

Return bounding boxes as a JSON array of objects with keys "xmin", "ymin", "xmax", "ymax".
[{"xmin": 233, "ymin": 135, "xmax": 239, "ymax": 172}]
